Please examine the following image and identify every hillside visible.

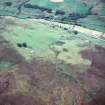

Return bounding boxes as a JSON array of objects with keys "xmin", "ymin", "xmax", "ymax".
[
  {"xmin": 0, "ymin": 0, "xmax": 105, "ymax": 32},
  {"xmin": 0, "ymin": 0, "xmax": 105, "ymax": 105}
]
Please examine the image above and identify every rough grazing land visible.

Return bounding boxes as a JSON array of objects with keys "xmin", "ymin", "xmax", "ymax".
[
  {"xmin": 0, "ymin": 35, "xmax": 105, "ymax": 105},
  {"xmin": 0, "ymin": 0, "xmax": 105, "ymax": 105},
  {"xmin": 0, "ymin": 16, "xmax": 105, "ymax": 105}
]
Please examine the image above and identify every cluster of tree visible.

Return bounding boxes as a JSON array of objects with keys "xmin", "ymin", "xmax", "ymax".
[
  {"xmin": 23, "ymin": 3, "xmax": 92, "ymax": 24},
  {"xmin": 55, "ymin": 10, "xmax": 65, "ymax": 15},
  {"xmin": 24, "ymin": 4, "xmax": 52, "ymax": 13},
  {"xmin": 17, "ymin": 42, "xmax": 27, "ymax": 48},
  {"xmin": 4, "ymin": 2, "xmax": 12, "ymax": 6}
]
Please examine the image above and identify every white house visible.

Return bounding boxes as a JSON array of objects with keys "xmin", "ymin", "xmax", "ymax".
[{"xmin": 50, "ymin": 0, "xmax": 64, "ymax": 3}]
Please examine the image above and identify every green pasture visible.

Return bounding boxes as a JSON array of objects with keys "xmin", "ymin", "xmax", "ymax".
[
  {"xmin": 2, "ymin": 18, "xmax": 92, "ymax": 65},
  {"xmin": 28, "ymin": 0, "xmax": 90, "ymax": 14},
  {"xmin": 0, "ymin": 61, "xmax": 13, "ymax": 71},
  {"xmin": 1, "ymin": 16, "xmax": 105, "ymax": 74}
]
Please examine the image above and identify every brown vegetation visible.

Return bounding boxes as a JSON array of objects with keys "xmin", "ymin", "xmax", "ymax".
[{"xmin": 0, "ymin": 37, "xmax": 105, "ymax": 105}]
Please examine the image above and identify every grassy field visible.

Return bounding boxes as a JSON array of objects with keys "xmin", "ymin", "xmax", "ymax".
[
  {"xmin": 28, "ymin": 0, "xmax": 90, "ymax": 14},
  {"xmin": 0, "ymin": 61, "xmax": 12, "ymax": 71},
  {"xmin": 1, "ymin": 16, "xmax": 105, "ymax": 67},
  {"xmin": 1, "ymin": 17, "xmax": 91, "ymax": 66},
  {"xmin": 0, "ymin": 0, "xmax": 105, "ymax": 33}
]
